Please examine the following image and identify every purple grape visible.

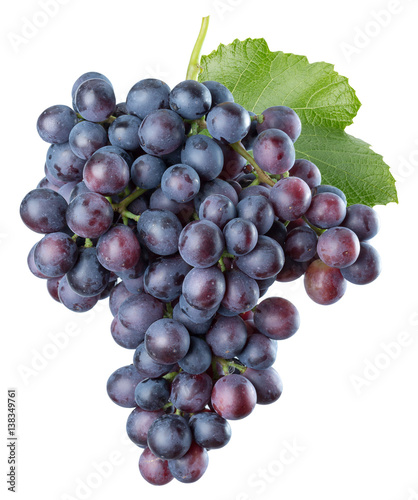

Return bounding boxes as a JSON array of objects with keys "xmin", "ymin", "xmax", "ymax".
[
  {"xmin": 111, "ymin": 316, "xmax": 145, "ymax": 349},
  {"xmin": 106, "ymin": 364, "xmax": 145, "ymax": 408},
  {"xmin": 138, "ymin": 109, "xmax": 185, "ymax": 156},
  {"xmin": 161, "ymin": 164, "xmax": 200, "ymax": 203},
  {"xmin": 20, "ymin": 188, "xmax": 68, "ymax": 234},
  {"xmin": 108, "ymin": 115, "xmax": 142, "ymax": 151},
  {"xmin": 66, "ymin": 192, "xmax": 114, "ymax": 238},
  {"xmin": 37, "ymin": 105, "xmax": 78, "ymax": 144},
  {"xmin": 74, "ymin": 78, "xmax": 116, "ymax": 122},
  {"xmin": 46, "ymin": 277, "xmax": 61, "ymax": 302},
  {"xmin": 236, "ymin": 195, "xmax": 275, "ymax": 234},
  {"xmin": 34, "ymin": 232, "xmax": 78, "ymax": 277},
  {"xmin": 114, "ymin": 101, "xmax": 129, "ymax": 117},
  {"xmin": 254, "ymin": 297, "xmax": 300, "ymax": 340},
  {"xmin": 109, "ymin": 281, "xmax": 134, "ymax": 316},
  {"xmin": 179, "ymin": 220, "xmax": 225, "ymax": 268},
  {"xmin": 46, "ymin": 142, "xmax": 86, "ymax": 183},
  {"xmin": 182, "ymin": 266, "xmax": 226, "ymax": 310},
  {"xmin": 211, "ymin": 374, "xmax": 257, "ymax": 420},
  {"xmin": 305, "ymin": 193, "xmax": 346, "ymax": 229},
  {"xmin": 145, "ymin": 318, "xmax": 190, "ymax": 365},
  {"xmin": 27, "ymin": 244, "xmax": 48, "ymax": 279},
  {"xmin": 147, "ymin": 414, "xmax": 192, "ymax": 460},
  {"xmin": 119, "ymin": 294, "xmax": 165, "ymax": 334},
  {"xmin": 269, "ymin": 177, "xmax": 312, "ymax": 221},
  {"xmin": 181, "ymin": 135, "xmax": 224, "ymax": 181},
  {"xmin": 173, "ymin": 304, "xmax": 213, "ymax": 336},
  {"xmin": 276, "ymin": 256, "xmax": 309, "ymax": 282},
  {"xmin": 149, "ymin": 188, "xmax": 193, "ymax": 217},
  {"xmin": 83, "ymin": 149, "xmax": 130, "ymax": 195},
  {"xmin": 139, "ymin": 448, "xmax": 173, "ymax": 486},
  {"xmin": 137, "ymin": 209, "xmax": 182, "ymax": 256},
  {"xmin": 236, "ymin": 235, "xmax": 284, "ymax": 279},
  {"xmin": 189, "ymin": 412, "xmax": 231, "ymax": 449},
  {"xmin": 206, "ymin": 315, "xmax": 247, "ymax": 359},
  {"xmin": 37, "ymin": 177, "xmax": 60, "ymax": 192},
  {"xmin": 131, "ymin": 155, "xmax": 167, "ymax": 190},
  {"xmin": 304, "ymin": 259, "xmax": 347, "ymax": 305},
  {"xmin": 253, "ymin": 129, "xmax": 295, "ymax": 175},
  {"xmin": 69, "ymin": 181, "xmax": 91, "ymax": 202},
  {"xmin": 200, "ymin": 178, "xmax": 239, "ymax": 207},
  {"xmin": 169, "ymin": 80, "xmax": 212, "ymax": 119},
  {"xmin": 168, "ymin": 442, "xmax": 209, "ymax": 484},
  {"xmin": 57, "ymin": 181, "xmax": 78, "ymax": 203},
  {"xmin": 285, "ymin": 226, "xmax": 318, "ymax": 262},
  {"xmin": 289, "ymin": 159, "xmax": 321, "ymax": 188},
  {"xmin": 317, "ymin": 227, "xmax": 360, "ymax": 268},
  {"xmin": 223, "ymin": 218, "xmax": 258, "ymax": 256},
  {"xmin": 206, "ymin": 102, "xmax": 251, "ymax": 144},
  {"xmin": 126, "ymin": 79, "xmax": 171, "ymax": 119},
  {"xmin": 127, "ymin": 407, "xmax": 165, "ymax": 448},
  {"xmin": 199, "ymin": 194, "xmax": 237, "ymax": 229},
  {"xmin": 123, "ymin": 275, "xmax": 145, "ymax": 294},
  {"xmin": 135, "ymin": 378, "xmax": 170, "ymax": 411},
  {"xmin": 221, "ymin": 270, "xmax": 259, "ymax": 314},
  {"xmin": 97, "ymin": 224, "xmax": 141, "ymax": 272},
  {"xmin": 144, "ymin": 254, "xmax": 191, "ymax": 302},
  {"xmin": 341, "ymin": 243, "xmax": 381, "ymax": 285},
  {"xmin": 66, "ymin": 247, "xmax": 110, "ymax": 296},
  {"xmin": 257, "ymin": 106, "xmax": 301, "ymax": 142},
  {"xmin": 71, "ymin": 72, "xmax": 111, "ymax": 99},
  {"xmin": 239, "ymin": 185, "xmax": 271, "ymax": 200},
  {"xmin": 216, "ymin": 140, "xmax": 247, "ymax": 180},
  {"xmin": 58, "ymin": 275, "xmax": 99, "ymax": 312},
  {"xmin": 314, "ymin": 185, "xmax": 347, "ymax": 205},
  {"xmin": 238, "ymin": 334, "xmax": 278, "ymax": 370},
  {"xmin": 179, "ymin": 295, "xmax": 218, "ymax": 323},
  {"xmin": 341, "ymin": 204, "xmax": 380, "ymax": 241},
  {"xmin": 170, "ymin": 372, "xmax": 212, "ymax": 413},
  {"xmin": 202, "ymin": 80, "xmax": 234, "ymax": 107},
  {"xmin": 133, "ymin": 343, "xmax": 175, "ymax": 379},
  {"xmin": 178, "ymin": 337, "xmax": 212, "ymax": 375},
  {"xmin": 69, "ymin": 121, "xmax": 108, "ymax": 160},
  {"xmin": 243, "ymin": 367, "xmax": 283, "ymax": 405}
]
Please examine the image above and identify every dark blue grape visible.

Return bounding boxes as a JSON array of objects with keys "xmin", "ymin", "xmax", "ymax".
[
  {"xmin": 71, "ymin": 72, "xmax": 111, "ymax": 100},
  {"xmin": 168, "ymin": 441, "xmax": 209, "ymax": 484},
  {"xmin": 46, "ymin": 142, "xmax": 85, "ymax": 183},
  {"xmin": 131, "ymin": 155, "xmax": 167, "ymax": 190},
  {"xmin": 139, "ymin": 448, "xmax": 173, "ymax": 486},
  {"xmin": 314, "ymin": 185, "xmax": 347, "ymax": 205},
  {"xmin": 221, "ymin": 270, "xmax": 259, "ymax": 314},
  {"xmin": 126, "ymin": 407, "xmax": 165, "ymax": 448},
  {"xmin": 126, "ymin": 79, "xmax": 170, "ymax": 119},
  {"xmin": 236, "ymin": 236, "xmax": 285, "ymax": 279},
  {"xmin": 119, "ymin": 294, "xmax": 164, "ymax": 334},
  {"xmin": 147, "ymin": 414, "xmax": 192, "ymax": 460},
  {"xmin": 257, "ymin": 106, "xmax": 302, "ymax": 142},
  {"xmin": 34, "ymin": 232, "xmax": 78, "ymax": 277},
  {"xmin": 145, "ymin": 318, "xmax": 190, "ymax": 365},
  {"xmin": 182, "ymin": 266, "xmax": 225, "ymax": 310},
  {"xmin": 207, "ymin": 102, "xmax": 251, "ymax": 144},
  {"xmin": 109, "ymin": 281, "xmax": 134, "ymax": 316},
  {"xmin": 133, "ymin": 343, "xmax": 175, "ymax": 379},
  {"xmin": 106, "ymin": 364, "xmax": 144, "ymax": 408},
  {"xmin": 66, "ymin": 247, "xmax": 110, "ymax": 296},
  {"xmin": 199, "ymin": 194, "xmax": 237, "ymax": 229},
  {"xmin": 96, "ymin": 224, "xmax": 141, "ymax": 273},
  {"xmin": 169, "ymin": 80, "xmax": 212, "ymax": 119},
  {"xmin": 135, "ymin": 378, "xmax": 170, "ymax": 411},
  {"xmin": 111, "ymin": 316, "xmax": 145, "ymax": 349},
  {"xmin": 237, "ymin": 195, "xmax": 275, "ymax": 235},
  {"xmin": 74, "ymin": 78, "xmax": 116, "ymax": 122},
  {"xmin": 172, "ymin": 304, "xmax": 213, "ymax": 336},
  {"xmin": 20, "ymin": 188, "xmax": 68, "ymax": 234},
  {"xmin": 181, "ymin": 135, "xmax": 224, "ymax": 181},
  {"xmin": 341, "ymin": 204, "xmax": 380, "ymax": 241},
  {"xmin": 285, "ymin": 226, "xmax": 318, "ymax": 262},
  {"xmin": 137, "ymin": 209, "xmax": 182, "ymax": 256},
  {"xmin": 58, "ymin": 275, "xmax": 99, "ymax": 312},
  {"xmin": 206, "ymin": 315, "xmax": 247, "ymax": 359},
  {"xmin": 144, "ymin": 254, "xmax": 191, "ymax": 302},
  {"xmin": 341, "ymin": 243, "xmax": 381, "ymax": 285},
  {"xmin": 238, "ymin": 334, "xmax": 278, "ymax": 370},
  {"xmin": 69, "ymin": 121, "xmax": 108, "ymax": 160},
  {"xmin": 170, "ymin": 372, "xmax": 212, "ymax": 413},
  {"xmin": 243, "ymin": 367, "xmax": 283, "ymax": 405},
  {"xmin": 289, "ymin": 159, "xmax": 321, "ymax": 188},
  {"xmin": 305, "ymin": 193, "xmax": 346, "ymax": 229},
  {"xmin": 189, "ymin": 412, "xmax": 231, "ymax": 449},
  {"xmin": 202, "ymin": 81, "xmax": 234, "ymax": 108},
  {"xmin": 178, "ymin": 337, "xmax": 212, "ymax": 375},
  {"xmin": 223, "ymin": 218, "xmax": 258, "ymax": 256},
  {"xmin": 242, "ymin": 111, "xmax": 258, "ymax": 150},
  {"xmin": 161, "ymin": 164, "xmax": 200, "ymax": 203},
  {"xmin": 138, "ymin": 109, "xmax": 185, "ymax": 156},
  {"xmin": 108, "ymin": 115, "xmax": 142, "ymax": 151},
  {"xmin": 37, "ymin": 105, "xmax": 77, "ymax": 144},
  {"xmin": 66, "ymin": 192, "xmax": 114, "ymax": 238}
]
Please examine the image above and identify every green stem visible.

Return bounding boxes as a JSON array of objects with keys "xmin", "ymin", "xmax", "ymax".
[
  {"xmin": 230, "ymin": 142, "xmax": 275, "ymax": 187},
  {"xmin": 163, "ymin": 371, "xmax": 179, "ymax": 383},
  {"xmin": 164, "ymin": 302, "xmax": 174, "ymax": 318},
  {"xmin": 218, "ymin": 257, "xmax": 226, "ymax": 273},
  {"xmin": 84, "ymin": 238, "xmax": 93, "ymax": 248},
  {"xmin": 162, "ymin": 402, "xmax": 173, "ymax": 411},
  {"xmin": 112, "ymin": 187, "xmax": 147, "ymax": 214},
  {"xmin": 121, "ymin": 210, "xmax": 140, "ymax": 222},
  {"xmin": 186, "ymin": 16, "xmax": 210, "ymax": 81},
  {"xmin": 302, "ymin": 216, "xmax": 325, "ymax": 236},
  {"xmin": 72, "ymin": 234, "xmax": 79, "ymax": 241}
]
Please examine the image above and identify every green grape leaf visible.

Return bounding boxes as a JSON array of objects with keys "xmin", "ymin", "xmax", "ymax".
[
  {"xmin": 199, "ymin": 38, "xmax": 398, "ymax": 206},
  {"xmin": 199, "ymin": 38, "xmax": 360, "ymax": 129},
  {"xmin": 295, "ymin": 125, "xmax": 398, "ymax": 206}
]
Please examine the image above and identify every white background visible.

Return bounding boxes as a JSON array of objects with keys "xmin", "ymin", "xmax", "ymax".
[{"xmin": 1, "ymin": 0, "xmax": 418, "ymax": 499}]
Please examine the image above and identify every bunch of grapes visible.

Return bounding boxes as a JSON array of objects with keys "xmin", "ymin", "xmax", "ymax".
[{"xmin": 20, "ymin": 72, "xmax": 381, "ymax": 485}]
